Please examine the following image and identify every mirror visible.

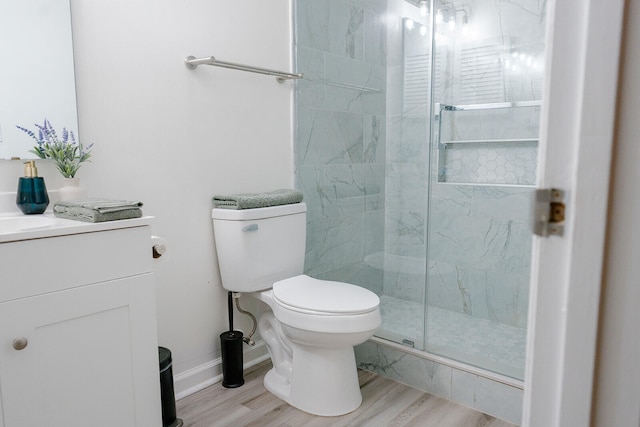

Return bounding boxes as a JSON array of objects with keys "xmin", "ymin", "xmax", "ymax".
[{"xmin": 0, "ymin": 0, "xmax": 78, "ymax": 160}]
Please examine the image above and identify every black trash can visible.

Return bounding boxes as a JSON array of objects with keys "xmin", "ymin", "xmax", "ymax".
[{"xmin": 159, "ymin": 347, "xmax": 183, "ymax": 427}]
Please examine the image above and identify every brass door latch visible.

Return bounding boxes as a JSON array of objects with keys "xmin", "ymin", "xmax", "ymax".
[{"xmin": 533, "ymin": 188, "xmax": 565, "ymax": 237}]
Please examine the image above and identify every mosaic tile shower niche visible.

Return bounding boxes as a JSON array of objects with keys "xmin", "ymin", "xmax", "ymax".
[{"xmin": 295, "ymin": 0, "xmax": 545, "ymax": 423}]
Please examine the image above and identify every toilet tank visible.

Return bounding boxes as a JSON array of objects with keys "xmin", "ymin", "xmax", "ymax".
[{"xmin": 212, "ymin": 203, "xmax": 307, "ymax": 292}]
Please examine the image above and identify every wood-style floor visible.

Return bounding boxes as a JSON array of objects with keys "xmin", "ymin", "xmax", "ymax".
[{"xmin": 176, "ymin": 360, "xmax": 517, "ymax": 427}]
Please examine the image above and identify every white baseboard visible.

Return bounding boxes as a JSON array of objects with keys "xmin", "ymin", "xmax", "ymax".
[{"xmin": 173, "ymin": 340, "xmax": 269, "ymax": 401}]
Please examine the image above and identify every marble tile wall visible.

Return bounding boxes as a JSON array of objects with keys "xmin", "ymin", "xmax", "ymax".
[{"xmin": 427, "ymin": 184, "xmax": 533, "ymax": 329}]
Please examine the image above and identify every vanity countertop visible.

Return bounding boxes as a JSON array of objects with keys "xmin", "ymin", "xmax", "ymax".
[{"xmin": 0, "ymin": 212, "xmax": 153, "ymax": 243}]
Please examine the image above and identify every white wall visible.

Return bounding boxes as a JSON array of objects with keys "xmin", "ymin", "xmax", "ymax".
[
  {"xmin": 592, "ymin": 0, "xmax": 640, "ymax": 424},
  {"xmin": 0, "ymin": 0, "xmax": 294, "ymax": 393}
]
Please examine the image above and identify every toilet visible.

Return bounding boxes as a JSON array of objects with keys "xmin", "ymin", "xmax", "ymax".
[{"xmin": 212, "ymin": 202, "xmax": 381, "ymax": 416}]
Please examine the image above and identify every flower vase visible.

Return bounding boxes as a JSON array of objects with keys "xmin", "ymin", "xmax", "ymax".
[{"xmin": 57, "ymin": 177, "xmax": 88, "ymax": 202}]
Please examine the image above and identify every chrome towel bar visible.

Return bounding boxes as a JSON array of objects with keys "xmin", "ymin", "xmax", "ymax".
[{"xmin": 184, "ymin": 55, "xmax": 303, "ymax": 83}]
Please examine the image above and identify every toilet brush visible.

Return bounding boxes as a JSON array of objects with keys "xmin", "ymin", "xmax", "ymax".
[{"xmin": 220, "ymin": 291, "xmax": 245, "ymax": 388}]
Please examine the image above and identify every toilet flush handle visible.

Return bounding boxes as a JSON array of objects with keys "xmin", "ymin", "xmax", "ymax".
[{"xmin": 242, "ymin": 224, "xmax": 259, "ymax": 232}]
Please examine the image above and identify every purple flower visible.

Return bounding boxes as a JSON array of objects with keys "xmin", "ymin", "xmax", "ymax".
[{"xmin": 15, "ymin": 118, "xmax": 93, "ymax": 178}]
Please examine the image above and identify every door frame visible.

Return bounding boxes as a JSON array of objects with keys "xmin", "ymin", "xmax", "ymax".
[{"xmin": 522, "ymin": 0, "xmax": 625, "ymax": 426}]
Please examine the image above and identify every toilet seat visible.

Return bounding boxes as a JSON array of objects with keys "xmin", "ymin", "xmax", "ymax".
[
  {"xmin": 271, "ymin": 275, "xmax": 381, "ymax": 334},
  {"xmin": 273, "ymin": 275, "xmax": 379, "ymax": 315}
]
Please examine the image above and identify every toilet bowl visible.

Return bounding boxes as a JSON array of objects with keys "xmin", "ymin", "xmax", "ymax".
[
  {"xmin": 211, "ymin": 203, "xmax": 381, "ymax": 416},
  {"xmin": 255, "ymin": 275, "xmax": 380, "ymax": 416}
]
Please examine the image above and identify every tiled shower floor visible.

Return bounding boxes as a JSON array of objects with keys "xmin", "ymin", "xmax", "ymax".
[{"xmin": 377, "ymin": 295, "xmax": 527, "ymax": 379}]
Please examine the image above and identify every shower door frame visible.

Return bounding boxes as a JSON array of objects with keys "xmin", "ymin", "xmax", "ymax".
[{"xmin": 523, "ymin": 0, "xmax": 625, "ymax": 425}]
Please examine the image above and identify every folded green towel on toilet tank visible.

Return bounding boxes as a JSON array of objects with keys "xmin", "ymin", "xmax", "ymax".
[{"xmin": 212, "ymin": 189, "xmax": 303, "ymax": 209}]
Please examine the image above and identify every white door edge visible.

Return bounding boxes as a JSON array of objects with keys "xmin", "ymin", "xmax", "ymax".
[{"xmin": 522, "ymin": 0, "xmax": 626, "ymax": 426}]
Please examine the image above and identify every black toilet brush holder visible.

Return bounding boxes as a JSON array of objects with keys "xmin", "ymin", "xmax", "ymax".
[
  {"xmin": 220, "ymin": 330, "xmax": 245, "ymax": 388},
  {"xmin": 220, "ymin": 292, "xmax": 244, "ymax": 388}
]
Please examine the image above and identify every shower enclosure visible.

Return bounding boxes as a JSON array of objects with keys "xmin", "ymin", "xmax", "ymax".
[{"xmin": 295, "ymin": 0, "xmax": 545, "ymax": 385}]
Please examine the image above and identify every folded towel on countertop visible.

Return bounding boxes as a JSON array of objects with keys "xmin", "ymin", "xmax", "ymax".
[
  {"xmin": 53, "ymin": 198, "xmax": 143, "ymax": 223},
  {"xmin": 53, "ymin": 208, "xmax": 142, "ymax": 223},
  {"xmin": 54, "ymin": 198, "xmax": 143, "ymax": 213},
  {"xmin": 212, "ymin": 189, "xmax": 303, "ymax": 209}
]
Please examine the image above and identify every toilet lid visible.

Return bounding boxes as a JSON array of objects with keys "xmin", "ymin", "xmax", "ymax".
[{"xmin": 273, "ymin": 275, "xmax": 379, "ymax": 315}]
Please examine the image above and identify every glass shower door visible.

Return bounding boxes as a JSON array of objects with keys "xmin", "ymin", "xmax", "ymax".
[
  {"xmin": 424, "ymin": 0, "xmax": 546, "ymax": 380},
  {"xmin": 293, "ymin": 0, "xmax": 546, "ymax": 381},
  {"xmin": 373, "ymin": 0, "xmax": 432, "ymax": 350}
]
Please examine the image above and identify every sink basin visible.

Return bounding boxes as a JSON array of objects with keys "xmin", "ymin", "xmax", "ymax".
[{"xmin": 0, "ymin": 215, "xmax": 67, "ymax": 235}]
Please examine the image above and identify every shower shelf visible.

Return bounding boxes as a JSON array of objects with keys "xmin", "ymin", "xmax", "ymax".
[
  {"xmin": 435, "ymin": 181, "xmax": 535, "ymax": 189},
  {"xmin": 313, "ymin": 79, "xmax": 382, "ymax": 93},
  {"xmin": 435, "ymin": 100, "xmax": 542, "ymax": 116},
  {"xmin": 441, "ymin": 138, "xmax": 538, "ymax": 145},
  {"xmin": 435, "ymin": 100, "xmax": 541, "ymax": 186}
]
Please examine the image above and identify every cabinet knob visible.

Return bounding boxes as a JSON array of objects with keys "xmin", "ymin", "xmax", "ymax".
[{"xmin": 12, "ymin": 337, "xmax": 28, "ymax": 351}]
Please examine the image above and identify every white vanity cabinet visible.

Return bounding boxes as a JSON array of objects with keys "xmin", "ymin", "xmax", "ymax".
[{"xmin": 0, "ymin": 219, "xmax": 162, "ymax": 427}]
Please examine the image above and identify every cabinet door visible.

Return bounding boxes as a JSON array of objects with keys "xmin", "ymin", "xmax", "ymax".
[{"xmin": 0, "ymin": 275, "xmax": 161, "ymax": 427}]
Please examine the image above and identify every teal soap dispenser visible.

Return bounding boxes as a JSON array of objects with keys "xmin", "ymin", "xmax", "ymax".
[{"xmin": 16, "ymin": 160, "xmax": 49, "ymax": 214}]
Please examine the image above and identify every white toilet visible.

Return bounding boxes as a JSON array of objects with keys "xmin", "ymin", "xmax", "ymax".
[{"xmin": 212, "ymin": 202, "xmax": 381, "ymax": 416}]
